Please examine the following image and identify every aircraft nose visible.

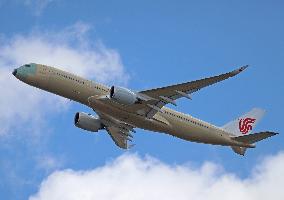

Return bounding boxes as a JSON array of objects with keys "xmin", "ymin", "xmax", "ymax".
[{"xmin": 12, "ymin": 69, "xmax": 17, "ymax": 76}]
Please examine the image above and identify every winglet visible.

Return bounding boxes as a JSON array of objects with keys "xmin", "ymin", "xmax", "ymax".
[{"xmin": 232, "ymin": 65, "xmax": 249, "ymax": 75}]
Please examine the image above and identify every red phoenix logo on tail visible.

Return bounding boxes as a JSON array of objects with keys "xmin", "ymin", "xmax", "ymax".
[{"xmin": 239, "ymin": 118, "xmax": 256, "ymax": 134}]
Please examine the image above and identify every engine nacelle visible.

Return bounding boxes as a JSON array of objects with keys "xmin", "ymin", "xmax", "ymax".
[
  {"xmin": 109, "ymin": 86, "xmax": 140, "ymax": 105},
  {"xmin": 74, "ymin": 112, "xmax": 103, "ymax": 132}
]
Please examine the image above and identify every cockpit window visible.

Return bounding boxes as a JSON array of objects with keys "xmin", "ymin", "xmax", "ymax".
[{"xmin": 25, "ymin": 64, "xmax": 31, "ymax": 67}]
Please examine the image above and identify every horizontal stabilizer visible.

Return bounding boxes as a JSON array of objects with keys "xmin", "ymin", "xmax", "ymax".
[
  {"xmin": 232, "ymin": 131, "xmax": 278, "ymax": 144},
  {"xmin": 231, "ymin": 132, "xmax": 278, "ymax": 156}
]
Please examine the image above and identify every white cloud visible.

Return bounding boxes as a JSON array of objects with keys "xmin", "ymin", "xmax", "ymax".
[
  {"xmin": 1, "ymin": 22, "xmax": 128, "ymax": 83},
  {"xmin": 29, "ymin": 152, "xmax": 284, "ymax": 200},
  {"xmin": 36, "ymin": 154, "xmax": 64, "ymax": 172},
  {"xmin": 0, "ymin": 67, "xmax": 47, "ymax": 135},
  {"xmin": 0, "ymin": 22, "xmax": 128, "ymax": 135}
]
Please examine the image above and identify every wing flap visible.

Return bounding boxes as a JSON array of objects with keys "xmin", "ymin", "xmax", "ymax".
[
  {"xmin": 105, "ymin": 126, "xmax": 131, "ymax": 149},
  {"xmin": 97, "ymin": 112, "xmax": 135, "ymax": 149}
]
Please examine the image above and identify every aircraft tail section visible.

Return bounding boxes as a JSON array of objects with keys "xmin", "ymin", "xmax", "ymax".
[
  {"xmin": 230, "ymin": 131, "xmax": 278, "ymax": 156},
  {"xmin": 223, "ymin": 108, "xmax": 278, "ymax": 156},
  {"xmin": 222, "ymin": 108, "xmax": 265, "ymax": 136}
]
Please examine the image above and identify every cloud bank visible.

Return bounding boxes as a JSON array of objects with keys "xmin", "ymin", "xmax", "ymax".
[
  {"xmin": 30, "ymin": 152, "xmax": 284, "ymax": 200},
  {"xmin": 0, "ymin": 22, "xmax": 128, "ymax": 135}
]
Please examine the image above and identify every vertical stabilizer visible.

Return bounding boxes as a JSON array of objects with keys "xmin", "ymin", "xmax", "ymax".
[{"xmin": 222, "ymin": 108, "xmax": 265, "ymax": 136}]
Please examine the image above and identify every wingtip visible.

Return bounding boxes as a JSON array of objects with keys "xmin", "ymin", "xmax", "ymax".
[
  {"xmin": 264, "ymin": 131, "xmax": 279, "ymax": 137},
  {"xmin": 270, "ymin": 132, "xmax": 279, "ymax": 136},
  {"xmin": 240, "ymin": 64, "xmax": 249, "ymax": 71},
  {"xmin": 232, "ymin": 65, "xmax": 249, "ymax": 75}
]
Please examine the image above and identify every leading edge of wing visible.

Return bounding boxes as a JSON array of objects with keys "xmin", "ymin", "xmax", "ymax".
[{"xmin": 139, "ymin": 65, "xmax": 249, "ymax": 96}]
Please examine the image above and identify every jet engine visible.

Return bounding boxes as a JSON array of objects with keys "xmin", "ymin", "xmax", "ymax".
[
  {"xmin": 109, "ymin": 86, "xmax": 140, "ymax": 105},
  {"xmin": 74, "ymin": 112, "xmax": 103, "ymax": 132}
]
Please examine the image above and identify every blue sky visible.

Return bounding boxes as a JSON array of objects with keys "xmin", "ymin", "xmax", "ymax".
[{"xmin": 0, "ymin": 1, "xmax": 283, "ymax": 199}]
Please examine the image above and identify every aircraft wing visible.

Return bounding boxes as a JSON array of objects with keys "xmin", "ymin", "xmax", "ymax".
[
  {"xmin": 105, "ymin": 126, "xmax": 132, "ymax": 149},
  {"xmin": 97, "ymin": 113, "xmax": 135, "ymax": 149},
  {"xmin": 140, "ymin": 65, "xmax": 248, "ymax": 118}
]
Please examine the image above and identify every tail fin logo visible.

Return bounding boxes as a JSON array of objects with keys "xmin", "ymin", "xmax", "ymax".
[{"xmin": 239, "ymin": 118, "xmax": 256, "ymax": 134}]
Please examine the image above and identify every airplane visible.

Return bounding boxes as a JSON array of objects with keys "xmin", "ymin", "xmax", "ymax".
[{"xmin": 12, "ymin": 63, "xmax": 278, "ymax": 155}]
